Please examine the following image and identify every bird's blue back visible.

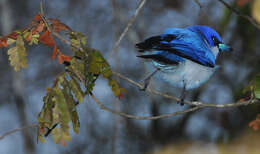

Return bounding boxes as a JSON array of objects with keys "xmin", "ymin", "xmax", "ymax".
[
  {"xmin": 161, "ymin": 28, "xmax": 215, "ymax": 67},
  {"xmin": 136, "ymin": 26, "xmax": 221, "ymax": 68}
]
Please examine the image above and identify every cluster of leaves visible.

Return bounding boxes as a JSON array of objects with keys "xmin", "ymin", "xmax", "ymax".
[
  {"xmin": 37, "ymin": 32, "xmax": 125, "ymax": 145},
  {"xmin": 0, "ymin": 14, "xmax": 125, "ymax": 146},
  {"xmin": 0, "ymin": 14, "xmax": 71, "ymax": 71},
  {"xmin": 38, "ymin": 73, "xmax": 82, "ymax": 146}
]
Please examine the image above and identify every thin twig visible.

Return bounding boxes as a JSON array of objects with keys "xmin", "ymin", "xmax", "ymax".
[
  {"xmin": 217, "ymin": 0, "xmax": 260, "ymax": 30},
  {"xmin": 90, "ymin": 94, "xmax": 201, "ymax": 120},
  {"xmin": 0, "ymin": 124, "xmax": 37, "ymax": 140},
  {"xmin": 108, "ymin": 0, "xmax": 147, "ymax": 58},
  {"xmin": 194, "ymin": 0, "xmax": 202, "ymax": 8}
]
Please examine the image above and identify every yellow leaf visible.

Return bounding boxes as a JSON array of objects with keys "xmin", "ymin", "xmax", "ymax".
[
  {"xmin": 7, "ymin": 38, "xmax": 16, "ymax": 45},
  {"xmin": 69, "ymin": 78, "xmax": 84, "ymax": 103},
  {"xmin": 252, "ymin": 0, "xmax": 260, "ymax": 24},
  {"xmin": 29, "ymin": 34, "xmax": 40, "ymax": 45},
  {"xmin": 52, "ymin": 127, "xmax": 71, "ymax": 146},
  {"xmin": 7, "ymin": 36, "xmax": 27, "ymax": 71}
]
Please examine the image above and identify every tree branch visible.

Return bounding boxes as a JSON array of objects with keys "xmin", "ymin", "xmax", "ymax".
[
  {"xmin": 90, "ymin": 94, "xmax": 201, "ymax": 120},
  {"xmin": 217, "ymin": 0, "xmax": 260, "ymax": 30},
  {"xmin": 112, "ymin": 71, "xmax": 259, "ymax": 108},
  {"xmin": 0, "ymin": 124, "xmax": 37, "ymax": 140},
  {"xmin": 108, "ymin": 0, "xmax": 147, "ymax": 58}
]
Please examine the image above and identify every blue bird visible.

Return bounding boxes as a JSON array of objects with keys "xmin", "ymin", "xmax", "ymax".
[{"xmin": 136, "ymin": 25, "xmax": 232, "ymax": 104}]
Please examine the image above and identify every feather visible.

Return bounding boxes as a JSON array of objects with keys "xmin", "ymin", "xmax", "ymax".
[
  {"xmin": 135, "ymin": 28, "xmax": 216, "ymax": 68},
  {"xmin": 137, "ymin": 54, "xmax": 179, "ymax": 65}
]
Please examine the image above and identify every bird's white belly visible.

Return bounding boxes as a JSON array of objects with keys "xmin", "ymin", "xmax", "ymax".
[{"xmin": 154, "ymin": 60, "xmax": 217, "ymax": 90}]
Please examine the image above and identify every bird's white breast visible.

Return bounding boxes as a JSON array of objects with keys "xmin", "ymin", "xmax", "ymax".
[
  {"xmin": 156, "ymin": 60, "xmax": 217, "ymax": 90},
  {"xmin": 146, "ymin": 46, "xmax": 219, "ymax": 90}
]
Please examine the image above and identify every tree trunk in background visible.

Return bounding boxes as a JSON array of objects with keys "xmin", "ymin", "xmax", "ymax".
[{"xmin": 0, "ymin": 0, "xmax": 35, "ymax": 154}]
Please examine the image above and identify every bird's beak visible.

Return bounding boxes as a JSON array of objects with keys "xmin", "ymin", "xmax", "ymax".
[{"xmin": 218, "ymin": 43, "xmax": 233, "ymax": 52}]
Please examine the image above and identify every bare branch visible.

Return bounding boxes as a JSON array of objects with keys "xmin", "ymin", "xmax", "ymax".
[
  {"xmin": 0, "ymin": 124, "xmax": 37, "ymax": 140},
  {"xmin": 108, "ymin": 0, "xmax": 147, "ymax": 58},
  {"xmin": 112, "ymin": 71, "xmax": 259, "ymax": 108},
  {"xmin": 90, "ymin": 94, "xmax": 201, "ymax": 120},
  {"xmin": 194, "ymin": 0, "xmax": 202, "ymax": 8},
  {"xmin": 217, "ymin": 0, "xmax": 260, "ymax": 30}
]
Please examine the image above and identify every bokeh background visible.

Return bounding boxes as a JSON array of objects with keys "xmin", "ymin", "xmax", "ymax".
[{"xmin": 0, "ymin": 0, "xmax": 260, "ymax": 154}]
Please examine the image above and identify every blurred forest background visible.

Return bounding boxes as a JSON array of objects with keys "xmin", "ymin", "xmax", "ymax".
[{"xmin": 0, "ymin": 0, "xmax": 260, "ymax": 154}]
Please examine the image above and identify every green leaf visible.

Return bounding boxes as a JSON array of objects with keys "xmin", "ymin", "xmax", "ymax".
[
  {"xmin": 71, "ymin": 110, "xmax": 80, "ymax": 134},
  {"xmin": 60, "ymin": 77, "xmax": 80, "ymax": 134},
  {"xmin": 7, "ymin": 38, "xmax": 16, "ymax": 45},
  {"xmin": 29, "ymin": 33, "xmax": 40, "ymax": 45},
  {"xmin": 38, "ymin": 88, "xmax": 55, "ymax": 128},
  {"xmin": 87, "ymin": 50, "xmax": 111, "ymax": 76},
  {"xmin": 69, "ymin": 77, "xmax": 84, "ymax": 103},
  {"xmin": 85, "ymin": 72, "xmax": 96, "ymax": 94},
  {"xmin": 69, "ymin": 58, "xmax": 85, "ymax": 78},
  {"xmin": 108, "ymin": 79, "xmax": 121, "ymax": 97},
  {"xmin": 254, "ymin": 74, "xmax": 260, "ymax": 99},
  {"xmin": 54, "ymin": 87, "xmax": 71, "ymax": 124},
  {"xmin": 69, "ymin": 32, "xmax": 86, "ymax": 52},
  {"xmin": 7, "ymin": 35, "xmax": 27, "ymax": 71},
  {"xmin": 37, "ymin": 126, "xmax": 46, "ymax": 143},
  {"xmin": 52, "ymin": 126, "xmax": 71, "ymax": 146}
]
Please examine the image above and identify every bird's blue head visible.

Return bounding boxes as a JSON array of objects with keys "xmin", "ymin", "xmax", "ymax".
[{"xmin": 187, "ymin": 25, "xmax": 232, "ymax": 52}]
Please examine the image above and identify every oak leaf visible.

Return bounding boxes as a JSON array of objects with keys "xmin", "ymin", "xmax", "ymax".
[
  {"xmin": 52, "ymin": 45, "xmax": 59, "ymax": 60},
  {"xmin": 7, "ymin": 36, "xmax": 27, "ymax": 71},
  {"xmin": 39, "ymin": 30, "xmax": 55, "ymax": 47},
  {"xmin": 0, "ymin": 38, "xmax": 8, "ymax": 47},
  {"xmin": 7, "ymin": 32, "xmax": 19, "ymax": 40},
  {"xmin": 34, "ymin": 14, "xmax": 41, "ymax": 22},
  {"xmin": 49, "ymin": 18, "xmax": 71, "ymax": 32}
]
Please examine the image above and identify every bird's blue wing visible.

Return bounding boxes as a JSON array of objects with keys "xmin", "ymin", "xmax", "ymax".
[{"xmin": 136, "ymin": 28, "xmax": 216, "ymax": 67}]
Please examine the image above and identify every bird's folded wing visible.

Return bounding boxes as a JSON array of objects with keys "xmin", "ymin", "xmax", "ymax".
[{"xmin": 136, "ymin": 33, "xmax": 216, "ymax": 68}]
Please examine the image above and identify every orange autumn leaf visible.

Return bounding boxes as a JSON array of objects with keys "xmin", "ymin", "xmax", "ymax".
[
  {"xmin": 38, "ymin": 127, "xmax": 46, "ymax": 135},
  {"xmin": 57, "ymin": 53, "xmax": 71, "ymax": 64},
  {"xmin": 26, "ymin": 31, "xmax": 33, "ymax": 42},
  {"xmin": 238, "ymin": 96, "xmax": 251, "ymax": 102},
  {"xmin": 249, "ymin": 114, "xmax": 260, "ymax": 131},
  {"xmin": 61, "ymin": 55, "xmax": 71, "ymax": 62},
  {"xmin": 0, "ymin": 38, "xmax": 8, "ymax": 47},
  {"xmin": 60, "ymin": 138, "xmax": 67, "ymax": 147},
  {"xmin": 34, "ymin": 14, "xmax": 41, "ymax": 22},
  {"xmin": 7, "ymin": 32, "xmax": 19, "ymax": 40},
  {"xmin": 52, "ymin": 45, "xmax": 59, "ymax": 60},
  {"xmin": 58, "ymin": 53, "xmax": 63, "ymax": 64},
  {"xmin": 39, "ymin": 30, "xmax": 55, "ymax": 47},
  {"xmin": 249, "ymin": 121, "xmax": 259, "ymax": 131},
  {"xmin": 49, "ymin": 18, "xmax": 71, "ymax": 32},
  {"xmin": 119, "ymin": 93, "xmax": 123, "ymax": 99},
  {"xmin": 33, "ymin": 21, "xmax": 45, "ymax": 34},
  {"xmin": 236, "ymin": 0, "xmax": 251, "ymax": 6}
]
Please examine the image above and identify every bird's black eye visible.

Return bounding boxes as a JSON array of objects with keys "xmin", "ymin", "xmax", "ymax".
[{"xmin": 212, "ymin": 36, "xmax": 220, "ymax": 46}]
